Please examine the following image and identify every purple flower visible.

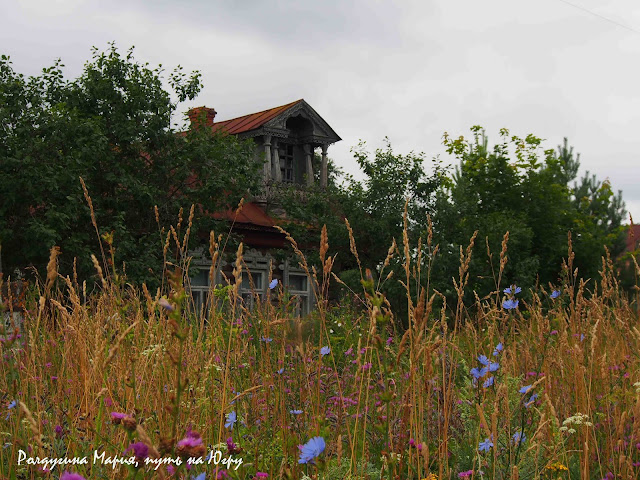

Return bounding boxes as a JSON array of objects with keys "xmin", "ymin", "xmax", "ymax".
[
  {"xmin": 458, "ymin": 471, "xmax": 474, "ymax": 478},
  {"xmin": 178, "ymin": 436, "xmax": 203, "ymax": 448},
  {"xmin": 386, "ymin": 337, "xmax": 393, "ymax": 346},
  {"xmin": 225, "ymin": 411, "xmax": 237, "ymax": 430},
  {"xmin": 126, "ymin": 442, "xmax": 149, "ymax": 461},
  {"xmin": 503, "ymin": 299, "xmax": 519, "ymax": 310},
  {"xmin": 226, "ymin": 437, "xmax": 241, "ymax": 454},
  {"xmin": 61, "ymin": 473, "xmax": 87, "ymax": 480},
  {"xmin": 551, "ymin": 289, "xmax": 561, "ymax": 299},
  {"xmin": 0, "ymin": 333, "xmax": 21, "ymax": 343},
  {"xmin": 256, "ymin": 473, "xmax": 268, "ymax": 478},
  {"xmin": 269, "ymin": 279, "xmax": 278, "ymax": 290},
  {"xmin": 298, "ymin": 436, "xmax": 325, "ymax": 464},
  {"xmin": 320, "ymin": 346, "xmax": 330, "ymax": 356},
  {"xmin": 110, "ymin": 412, "xmax": 127, "ymax": 424}
]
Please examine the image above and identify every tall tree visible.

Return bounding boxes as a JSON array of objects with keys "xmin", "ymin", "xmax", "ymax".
[
  {"xmin": 0, "ymin": 44, "xmax": 260, "ymax": 285},
  {"xmin": 433, "ymin": 127, "xmax": 626, "ymax": 301}
]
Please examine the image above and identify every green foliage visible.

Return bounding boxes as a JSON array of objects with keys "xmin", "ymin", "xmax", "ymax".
[
  {"xmin": 324, "ymin": 458, "xmax": 381, "ymax": 480},
  {"xmin": 570, "ymin": 171, "xmax": 627, "ymax": 280},
  {"xmin": 279, "ymin": 138, "xmax": 445, "ymax": 317},
  {"xmin": 281, "ymin": 128, "xmax": 627, "ymax": 321},
  {"xmin": 433, "ymin": 127, "xmax": 626, "ymax": 301},
  {"xmin": 348, "ymin": 138, "xmax": 442, "ymax": 235},
  {"xmin": 0, "ymin": 44, "xmax": 261, "ymax": 285}
]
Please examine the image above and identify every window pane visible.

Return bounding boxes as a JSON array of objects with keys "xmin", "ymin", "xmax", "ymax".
[
  {"xmin": 288, "ymin": 274, "xmax": 307, "ymax": 291},
  {"xmin": 279, "ymin": 144, "xmax": 294, "ymax": 183},
  {"xmin": 242, "ymin": 272, "xmax": 263, "ymax": 290},
  {"xmin": 192, "ymin": 291, "xmax": 202, "ymax": 310},
  {"xmin": 190, "ymin": 269, "xmax": 209, "ymax": 287}
]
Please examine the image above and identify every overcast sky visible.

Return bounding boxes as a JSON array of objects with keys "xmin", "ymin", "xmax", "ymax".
[{"xmin": 3, "ymin": 0, "xmax": 639, "ymax": 220}]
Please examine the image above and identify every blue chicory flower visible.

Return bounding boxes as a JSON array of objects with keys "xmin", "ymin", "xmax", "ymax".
[
  {"xmin": 269, "ymin": 279, "xmax": 278, "ymax": 290},
  {"xmin": 261, "ymin": 337, "xmax": 273, "ymax": 343},
  {"xmin": 504, "ymin": 286, "xmax": 522, "ymax": 295},
  {"xmin": 550, "ymin": 289, "xmax": 561, "ymax": 299},
  {"xmin": 478, "ymin": 437, "xmax": 493, "ymax": 452},
  {"xmin": 483, "ymin": 376, "xmax": 494, "ymax": 388},
  {"xmin": 158, "ymin": 297, "xmax": 174, "ymax": 311},
  {"xmin": 525, "ymin": 393, "xmax": 538, "ymax": 408},
  {"xmin": 192, "ymin": 473, "xmax": 206, "ymax": 480},
  {"xmin": 503, "ymin": 299, "xmax": 519, "ymax": 310},
  {"xmin": 298, "ymin": 436, "xmax": 325, "ymax": 464},
  {"xmin": 493, "ymin": 343, "xmax": 503, "ymax": 356},
  {"xmin": 478, "ymin": 355, "xmax": 489, "ymax": 366},
  {"xmin": 320, "ymin": 346, "xmax": 330, "ymax": 356},
  {"xmin": 488, "ymin": 361, "xmax": 500, "ymax": 372},
  {"xmin": 519, "ymin": 385, "xmax": 532, "ymax": 394},
  {"xmin": 290, "ymin": 409, "xmax": 303, "ymax": 415},
  {"xmin": 470, "ymin": 367, "xmax": 489, "ymax": 379},
  {"xmin": 512, "ymin": 431, "xmax": 526, "ymax": 445},
  {"xmin": 277, "ymin": 368, "xmax": 284, "ymax": 374},
  {"xmin": 225, "ymin": 411, "xmax": 237, "ymax": 430}
]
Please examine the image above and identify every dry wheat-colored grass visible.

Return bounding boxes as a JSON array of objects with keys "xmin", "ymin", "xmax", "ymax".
[{"xmin": 1, "ymin": 207, "xmax": 639, "ymax": 480}]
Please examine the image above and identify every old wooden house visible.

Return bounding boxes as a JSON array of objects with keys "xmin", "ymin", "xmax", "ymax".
[{"xmin": 186, "ymin": 100, "xmax": 341, "ymax": 315}]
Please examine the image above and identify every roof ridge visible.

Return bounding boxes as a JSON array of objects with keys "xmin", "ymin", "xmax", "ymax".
[{"xmin": 212, "ymin": 99, "xmax": 303, "ymax": 125}]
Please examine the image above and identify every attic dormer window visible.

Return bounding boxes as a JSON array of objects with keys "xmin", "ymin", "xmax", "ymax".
[{"xmin": 279, "ymin": 144, "xmax": 295, "ymax": 183}]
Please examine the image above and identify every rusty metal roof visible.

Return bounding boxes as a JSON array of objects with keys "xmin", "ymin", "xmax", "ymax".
[
  {"xmin": 210, "ymin": 99, "xmax": 304, "ymax": 135},
  {"xmin": 212, "ymin": 202, "xmax": 277, "ymax": 227}
]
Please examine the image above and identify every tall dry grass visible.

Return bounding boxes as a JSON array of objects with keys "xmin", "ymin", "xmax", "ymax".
[{"xmin": 1, "ymin": 202, "xmax": 640, "ymax": 480}]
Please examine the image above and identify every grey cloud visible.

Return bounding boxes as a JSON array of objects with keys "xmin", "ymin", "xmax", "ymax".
[{"xmin": 1, "ymin": 0, "xmax": 638, "ymax": 219}]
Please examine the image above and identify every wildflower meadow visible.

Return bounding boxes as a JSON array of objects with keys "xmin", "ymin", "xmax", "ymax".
[{"xmin": 1, "ymin": 207, "xmax": 640, "ymax": 480}]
